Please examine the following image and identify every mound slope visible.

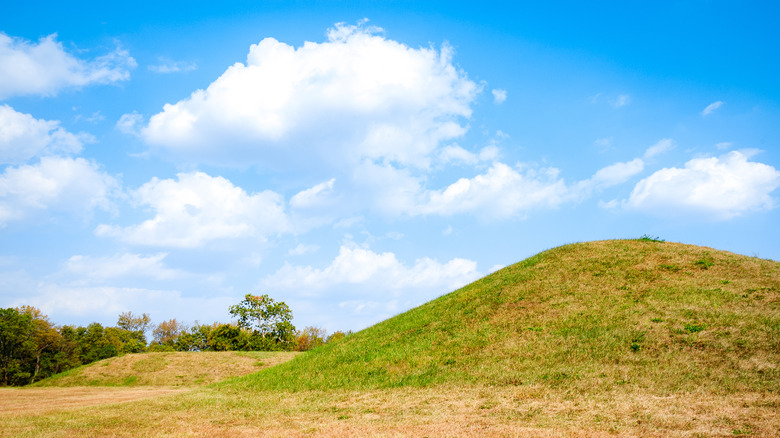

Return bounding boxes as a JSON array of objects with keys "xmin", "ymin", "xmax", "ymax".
[
  {"xmin": 35, "ymin": 351, "xmax": 297, "ymax": 387},
  {"xmin": 234, "ymin": 240, "xmax": 779, "ymax": 393}
]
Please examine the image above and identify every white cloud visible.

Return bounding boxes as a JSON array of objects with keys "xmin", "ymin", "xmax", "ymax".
[
  {"xmin": 625, "ymin": 151, "xmax": 780, "ymax": 219},
  {"xmin": 148, "ymin": 57, "xmax": 197, "ymax": 74},
  {"xmin": 95, "ymin": 171, "xmax": 290, "ymax": 247},
  {"xmin": 290, "ymin": 179, "xmax": 336, "ymax": 209},
  {"xmin": 0, "ymin": 33, "xmax": 136, "ymax": 99},
  {"xmin": 702, "ymin": 101, "xmax": 724, "ymax": 116},
  {"xmin": 63, "ymin": 253, "xmax": 181, "ymax": 283},
  {"xmin": 413, "ymin": 162, "xmax": 568, "ymax": 219},
  {"xmin": 116, "ymin": 112, "xmax": 144, "ymax": 135},
  {"xmin": 0, "ymin": 104, "xmax": 86, "ymax": 164},
  {"xmin": 262, "ymin": 243, "xmax": 480, "ymax": 297},
  {"xmin": 437, "ymin": 144, "xmax": 498, "ymax": 166},
  {"xmin": 263, "ymin": 242, "xmax": 481, "ymax": 330},
  {"xmin": 643, "ymin": 138, "xmax": 674, "ymax": 159},
  {"xmin": 583, "ymin": 158, "xmax": 644, "ymax": 189},
  {"xmin": 0, "ymin": 156, "xmax": 118, "ymax": 226},
  {"xmin": 141, "ymin": 20, "xmax": 479, "ymax": 168},
  {"xmin": 492, "ymin": 88, "xmax": 507, "ymax": 104}
]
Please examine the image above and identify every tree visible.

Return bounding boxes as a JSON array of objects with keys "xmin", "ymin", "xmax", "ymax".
[
  {"xmin": 117, "ymin": 311, "xmax": 152, "ymax": 333},
  {"xmin": 0, "ymin": 308, "xmax": 34, "ymax": 386},
  {"xmin": 73, "ymin": 323, "xmax": 119, "ymax": 364},
  {"xmin": 295, "ymin": 326, "xmax": 327, "ymax": 351},
  {"xmin": 229, "ymin": 294, "xmax": 296, "ymax": 351},
  {"xmin": 152, "ymin": 319, "xmax": 185, "ymax": 348},
  {"xmin": 207, "ymin": 324, "xmax": 248, "ymax": 351},
  {"xmin": 116, "ymin": 311, "xmax": 151, "ymax": 352},
  {"xmin": 1, "ymin": 307, "xmax": 73, "ymax": 386},
  {"xmin": 16, "ymin": 306, "xmax": 62, "ymax": 383}
]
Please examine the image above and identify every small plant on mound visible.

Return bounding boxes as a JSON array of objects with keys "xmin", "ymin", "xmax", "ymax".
[{"xmin": 638, "ymin": 234, "xmax": 665, "ymax": 242}]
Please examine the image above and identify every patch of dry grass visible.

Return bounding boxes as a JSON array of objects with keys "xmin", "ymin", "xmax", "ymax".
[
  {"xmin": 0, "ymin": 387, "xmax": 184, "ymax": 415},
  {"xmin": 33, "ymin": 351, "xmax": 298, "ymax": 387}
]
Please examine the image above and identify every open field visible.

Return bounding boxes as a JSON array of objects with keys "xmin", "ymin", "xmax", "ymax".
[
  {"xmin": 3, "ymin": 240, "xmax": 778, "ymax": 436},
  {"xmin": 2, "ymin": 385, "xmax": 778, "ymax": 437}
]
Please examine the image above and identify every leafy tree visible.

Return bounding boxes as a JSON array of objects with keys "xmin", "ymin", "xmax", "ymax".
[
  {"xmin": 0, "ymin": 308, "xmax": 35, "ymax": 386},
  {"xmin": 116, "ymin": 311, "xmax": 151, "ymax": 352},
  {"xmin": 175, "ymin": 323, "xmax": 215, "ymax": 352},
  {"xmin": 295, "ymin": 326, "xmax": 327, "ymax": 351},
  {"xmin": 207, "ymin": 323, "xmax": 248, "ymax": 351},
  {"xmin": 73, "ymin": 323, "xmax": 119, "ymax": 364},
  {"xmin": 229, "ymin": 294, "xmax": 296, "ymax": 351},
  {"xmin": 152, "ymin": 318, "xmax": 186, "ymax": 349},
  {"xmin": 117, "ymin": 311, "xmax": 152, "ymax": 333},
  {"xmin": 16, "ymin": 306, "xmax": 62, "ymax": 383},
  {"xmin": 1, "ymin": 306, "xmax": 76, "ymax": 386}
]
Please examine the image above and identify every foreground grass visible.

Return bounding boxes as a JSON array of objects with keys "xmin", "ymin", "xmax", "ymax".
[{"xmin": 3, "ymin": 384, "xmax": 778, "ymax": 437}]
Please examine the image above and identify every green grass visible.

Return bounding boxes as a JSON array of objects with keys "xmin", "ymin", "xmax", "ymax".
[{"xmin": 229, "ymin": 239, "xmax": 779, "ymax": 395}]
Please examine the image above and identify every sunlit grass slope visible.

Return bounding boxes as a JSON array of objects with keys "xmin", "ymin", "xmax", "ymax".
[
  {"xmin": 33, "ymin": 351, "xmax": 297, "ymax": 387},
  {"xmin": 233, "ymin": 239, "xmax": 779, "ymax": 393}
]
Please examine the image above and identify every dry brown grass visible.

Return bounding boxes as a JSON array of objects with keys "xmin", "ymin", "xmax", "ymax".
[
  {"xmin": 33, "ymin": 351, "xmax": 299, "ymax": 387},
  {"xmin": 0, "ymin": 387, "xmax": 184, "ymax": 415},
  {"xmin": 2, "ymin": 384, "xmax": 778, "ymax": 437}
]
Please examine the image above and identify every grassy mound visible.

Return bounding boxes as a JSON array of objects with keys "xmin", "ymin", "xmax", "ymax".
[
  {"xmin": 232, "ymin": 239, "xmax": 779, "ymax": 394},
  {"xmin": 33, "ymin": 351, "xmax": 297, "ymax": 387}
]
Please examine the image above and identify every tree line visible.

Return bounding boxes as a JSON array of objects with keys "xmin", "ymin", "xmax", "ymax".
[{"xmin": 0, "ymin": 294, "xmax": 347, "ymax": 386}]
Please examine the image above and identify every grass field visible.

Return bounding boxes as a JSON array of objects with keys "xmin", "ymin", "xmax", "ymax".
[
  {"xmin": 2, "ymin": 240, "xmax": 778, "ymax": 437},
  {"xmin": 31, "ymin": 351, "xmax": 299, "ymax": 387}
]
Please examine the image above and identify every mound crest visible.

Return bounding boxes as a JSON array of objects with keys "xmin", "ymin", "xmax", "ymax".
[{"xmin": 232, "ymin": 240, "xmax": 779, "ymax": 393}]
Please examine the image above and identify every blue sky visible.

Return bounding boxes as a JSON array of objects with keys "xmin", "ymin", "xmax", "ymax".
[{"xmin": 2, "ymin": 1, "xmax": 779, "ymax": 333}]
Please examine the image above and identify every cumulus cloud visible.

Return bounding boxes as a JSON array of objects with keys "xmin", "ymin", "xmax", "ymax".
[
  {"xmin": 261, "ymin": 242, "xmax": 481, "ymax": 330},
  {"xmin": 0, "ymin": 33, "xmax": 136, "ymax": 99},
  {"xmin": 625, "ymin": 151, "xmax": 780, "ymax": 219},
  {"xmin": 492, "ymin": 88, "xmax": 507, "ymax": 104},
  {"xmin": 0, "ymin": 156, "xmax": 118, "ymax": 226},
  {"xmin": 0, "ymin": 104, "xmax": 88, "ymax": 164},
  {"xmin": 702, "ymin": 101, "xmax": 724, "ymax": 116},
  {"xmin": 413, "ymin": 162, "xmax": 569, "ymax": 219},
  {"xmin": 141, "ymin": 20, "xmax": 479, "ymax": 168},
  {"xmin": 95, "ymin": 171, "xmax": 290, "ymax": 247},
  {"xmin": 262, "ymin": 243, "xmax": 480, "ymax": 297}
]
